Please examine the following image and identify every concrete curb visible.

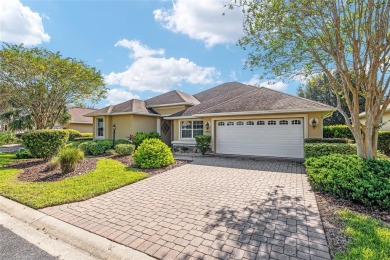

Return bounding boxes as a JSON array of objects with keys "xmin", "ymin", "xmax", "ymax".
[{"xmin": 0, "ymin": 196, "xmax": 154, "ymax": 260}]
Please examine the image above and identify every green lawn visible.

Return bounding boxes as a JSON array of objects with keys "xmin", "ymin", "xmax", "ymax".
[
  {"xmin": 336, "ymin": 209, "xmax": 390, "ymax": 260},
  {"xmin": 0, "ymin": 153, "xmax": 147, "ymax": 209}
]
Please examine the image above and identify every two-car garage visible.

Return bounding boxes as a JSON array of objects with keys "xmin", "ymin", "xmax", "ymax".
[{"xmin": 215, "ymin": 118, "xmax": 304, "ymax": 159}]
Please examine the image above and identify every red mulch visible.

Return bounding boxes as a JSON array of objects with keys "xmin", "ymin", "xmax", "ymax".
[
  {"xmin": 315, "ymin": 191, "xmax": 390, "ymax": 258},
  {"xmin": 5, "ymin": 155, "xmax": 189, "ymax": 182}
]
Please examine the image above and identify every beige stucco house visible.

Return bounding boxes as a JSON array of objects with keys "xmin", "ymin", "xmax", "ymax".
[
  {"xmin": 56, "ymin": 107, "xmax": 96, "ymax": 133},
  {"xmin": 86, "ymin": 82, "xmax": 335, "ymax": 159},
  {"xmin": 359, "ymin": 108, "xmax": 390, "ymax": 131}
]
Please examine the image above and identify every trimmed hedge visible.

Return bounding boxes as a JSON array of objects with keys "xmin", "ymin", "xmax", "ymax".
[
  {"xmin": 0, "ymin": 131, "xmax": 19, "ymax": 146},
  {"xmin": 305, "ymin": 138, "xmax": 353, "ymax": 144},
  {"xmin": 133, "ymin": 131, "xmax": 160, "ymax": 148},
  {"xmin": 15, "ymin": 148, "xmax": 33, "ymax": 159},
  {"xmin": 115, "ymin": 144, "xmax": 135, "ymax": 156},
  {"xmin": 78, "ymin": 140, "xmax": 112, "ymax": 156},
  {"xmin": 323, "ymin": 125, "xmax": 354, "ymax": 139},
  {"xmin": 133, "ymin": 138, "xmax": 174, "ymax": 169},
  {"xmin": 305, "ymin": 154, "xmax": 390, "ymax": 210},
  {"xmin": 21, "ymin": 130, "xmax": 69, "ymax": 159},
  {"xmin": 305, "ymin": 143, "xmax": 356, "ymax": 158},
  {"xmin": 64, "ymin": 129, "xmax": 82, "ymax": 141}
]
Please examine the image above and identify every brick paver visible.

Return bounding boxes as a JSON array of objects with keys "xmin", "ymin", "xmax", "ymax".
[{"xmin": 41, "ymin": 157, "xmax": 330, "ymax": 260}]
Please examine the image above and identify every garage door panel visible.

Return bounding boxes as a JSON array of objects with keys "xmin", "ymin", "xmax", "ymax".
[{"xmin": 216, "ymin": 118, "xmax": 304, "ymax": 159}]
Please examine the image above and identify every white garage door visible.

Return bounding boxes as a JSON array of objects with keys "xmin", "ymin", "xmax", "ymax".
[{"xmin": 216, "ymin": 118, "xmax": 304, "ymax": 159}]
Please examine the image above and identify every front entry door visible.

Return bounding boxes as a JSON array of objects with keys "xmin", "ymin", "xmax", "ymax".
[{"xmin": 160, "ymin": 119, "xmax": 172, "ymax": 145}]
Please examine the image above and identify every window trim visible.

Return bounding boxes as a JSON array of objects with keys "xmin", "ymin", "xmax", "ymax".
[
  {"xmin": 96, "ymin": 117, "xmax": 104, "ymax": 138},
  {"xmin": 180, "ymin": 120, "xmax": 204, "ymax": 139}
]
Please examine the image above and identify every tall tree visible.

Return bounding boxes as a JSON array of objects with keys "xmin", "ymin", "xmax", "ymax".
[
  {"xmin": 0, "ymin": 44, "xmax": 107, "ymax": 130},
  {"xmin": 297, "ymin": 73, "xmax": 365, "ymax": 125},
  {"xmin": 234, "ymin": 0, "xmax": 390, "ymax": 158}
]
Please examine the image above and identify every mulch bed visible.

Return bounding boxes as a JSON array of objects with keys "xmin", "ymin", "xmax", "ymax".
[
  {"xmin": 5, "ymin": 155, "xmax": 190, "ymax": 182},
  {"xmin": 7, "ymin": 158, "xmax": 99, "ymax": 182},
  {"xmin": 314, "ymin": 191, "xmax": 390, "ymax": 258}
]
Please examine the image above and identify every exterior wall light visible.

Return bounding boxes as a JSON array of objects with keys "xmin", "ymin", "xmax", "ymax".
[
  {"xmin": 309, "ymin": 118, "xmax": 319, "ymax": 128},
  {"xmin": 205, "ymin": 121, "xmax": 210, "ymax": 130}
]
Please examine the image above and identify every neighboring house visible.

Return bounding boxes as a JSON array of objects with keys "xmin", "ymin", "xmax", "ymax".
[
  {"xmin": 359, "ymin": 107, "xmax": 390, "ymax": 131},
  {"xmin": 86, "ymin": 82, "xmax": 335, "ymax": 159},
  {"xmin": 56, "ymin": 107, "xmax": 97, "ymax": 133}
]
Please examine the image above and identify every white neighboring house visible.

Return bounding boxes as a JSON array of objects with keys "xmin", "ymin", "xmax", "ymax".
[{"xmin": 359, "ymin": 107, "xmax": 390, "ymax": 131}]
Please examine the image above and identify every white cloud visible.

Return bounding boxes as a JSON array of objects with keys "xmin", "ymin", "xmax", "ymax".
[
  {"xmin": 154, "ymin": 0, "xmax": 244, "ymax": 47},
  {"xmin": 106, "ymin": 89, "xmax": 140, "ymax": 105},
  {"xmin": 115, "ymin": 39, "xmax": 165, "ymax": 59},
  {"xmin": 245, "ymin": 75, "xmax": 288, "ymax": 92},
  {"xmin": 105, "ymin": 39, "xmax": 218, "ymax": 93},
  {"xmin": 0, "ymin": 0, "xmax": 50, "ymax": 45}
]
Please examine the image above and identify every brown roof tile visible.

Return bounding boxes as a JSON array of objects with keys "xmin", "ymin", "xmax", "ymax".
[
  {"xmin": 169, "ymin": 82, "xmax": 334, "ymax": 117},
  {"xmin": 85, "ymin": 99, "xmax": 157, "ymax": 116},
  {"xmin": 145, "ymin": 90, "xmax": 199, "ymax": 107},
  {"xmin": 68, "ymin": 107, "xmax": 97, "ymax": 123}
]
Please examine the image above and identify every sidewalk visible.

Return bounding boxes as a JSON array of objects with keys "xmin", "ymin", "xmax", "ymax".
[{"xmin": 0, "ymin": 196, "xmax": 154, "ymax": 260}]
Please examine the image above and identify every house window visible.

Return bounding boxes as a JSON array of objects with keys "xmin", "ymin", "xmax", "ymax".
[
  {"xmin": 279, "ymin": 120, "xmax": 288, "ymax": 125},
  {"xmin": 227, "ymin": 121, "xmax": 234, "ymax": 126},
  {"xmin": 292, "ymin": 119, "xmax": 301, "ymax": 125},
  {"xmin": 181, "ymin": 120, "xmax": 203, "ymax": 138},
  {"xmin": 257, "ymin": 120, "xmax": 265, "ymax": 125},
  {"xmin": 268, "ymin": 120, "xmax": 276, "ymax": 125},
  {"xmin": 218, "ymin": 122, "xmax": 225, "ymax": 126},
  {"xmin": 97, "ymin": 118, "xmax": 104, "ymax": 137},
  {"xmin": 237, "ymin": 121, "xmax": 244, "ymax": 125},
  {"xmin": 246, "ymin": 121, "xmax": 254, "ymax": 125}
]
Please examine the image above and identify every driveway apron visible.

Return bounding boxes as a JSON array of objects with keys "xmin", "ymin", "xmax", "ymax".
[{"xmin": 41, "ymin": 157, "xmax": 330, "ymax": 260}]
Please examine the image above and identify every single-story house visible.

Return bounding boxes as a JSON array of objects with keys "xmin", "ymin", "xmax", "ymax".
[
  {"xmin": 86, "ymin": 82, "xmax": 335, "ymax": 159},
  {"xmin": 55, "ymin": 107, "xmax": 97, "ymax": 133},
  {"xmin": 359, "ymin": 107, "xmax": 390, "ymax": 131}
]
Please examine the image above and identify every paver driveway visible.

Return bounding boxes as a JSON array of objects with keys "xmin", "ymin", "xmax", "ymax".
[{"xmin": 41, "ymin": 157, "xmax": 330, "ymax": 260}]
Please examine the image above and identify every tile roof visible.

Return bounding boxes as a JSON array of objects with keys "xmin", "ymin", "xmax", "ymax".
[
  {"xmin": 145, "ymin": 90, "xmax": 199, "ymax": 107},
  {"xmin": 86, "ymin": 82, "xmax": 335, "ymax": 117},
  {"xmin": 169, "ymin": 82, "xmax": 335, "ymax": 117},
  {"xmin": 85, "ymin": 99, "xmax": 157, "ymax": 117},
  {"xmin": 68, "ymin": 107, "xmax": 97, "ymax": 123}
]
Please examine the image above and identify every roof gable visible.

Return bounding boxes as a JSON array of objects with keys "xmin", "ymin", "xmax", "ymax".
[{"xmin": 145, "ymin": 90, "xmax": 199, "ymax": 107}]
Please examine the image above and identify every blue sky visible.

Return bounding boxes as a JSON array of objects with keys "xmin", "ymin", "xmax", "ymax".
[{"xmin": 1, "ymin": 0, "xmax": 304, "ymax": 108}]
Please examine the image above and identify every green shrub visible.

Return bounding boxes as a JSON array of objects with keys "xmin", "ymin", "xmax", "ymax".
[
  {"xmin": 80, "ymin": 133, "xmax": 93, "ymax": 138},
  {"xmin": 21, "ymin": 130, "xmax": 69, "ymax": 159},
  {"xmin": 46, "ymin": 156, "xmax": 60, "ymax": 171},
  {"xmin": 304, "ymin": 138, "xmax": 353, "ymax": 144},
  {"xmin": 323, "ymin": 125, "xmax": 354, "ymax": 139},
  {"xmin": 85, "ymin": 140, "xmax": 112, "ymax": 156},
  {"xmin": 77, "ymin": 142, "xmax": 90, "ymax": 153},
  {"xmin": 195, "ymin": 135, "xmax": 212, "ymax": 155},
  {"xmin": 133, "ymin": 131, "xmax": 160, "ymax": 148},
  {"xmin": 0, "ymin": 131, "xmax": 19, "ymax": 146},
  {"xmin": 305, "ymin": 143, "xmax": 356, "ymax": 158},
  {"xmin": 113, "ymin": 139, "xmax": 130, "ymax": 145},
  {"xmin": 76, "ymin": 140, "xmax": 112, "ymax": 156},
  {"xmin": 115, "ymin": 144, "xmax": 135, "ymax": 156},
  {"xmin": 305, "ymin": 154, "xmax": 390, "ymax": 210},
  {"xmin": 15, "ymin": 148, "xmax": 33, "ymax": 159},
  {"xmin": 378, "ymin": 131, "xmax": 390, "ymax": 155},
  {"xmin": 133, "ymin": 139, "xmax": 174, "ymax": 169},
  {"xmin": 74, "ymin": 137, "xmax": 93, "ymax": 141},
  {"xmin": 105, "ymin": 149, "xmax": 117, "ymax": 155},
  {"xmin": 58, "ymin": 148, "xmax": 84, "ymax": 173},
  {"xmin": 64, "ymin": 129, "xmax": 82, "ymax": 141}
]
